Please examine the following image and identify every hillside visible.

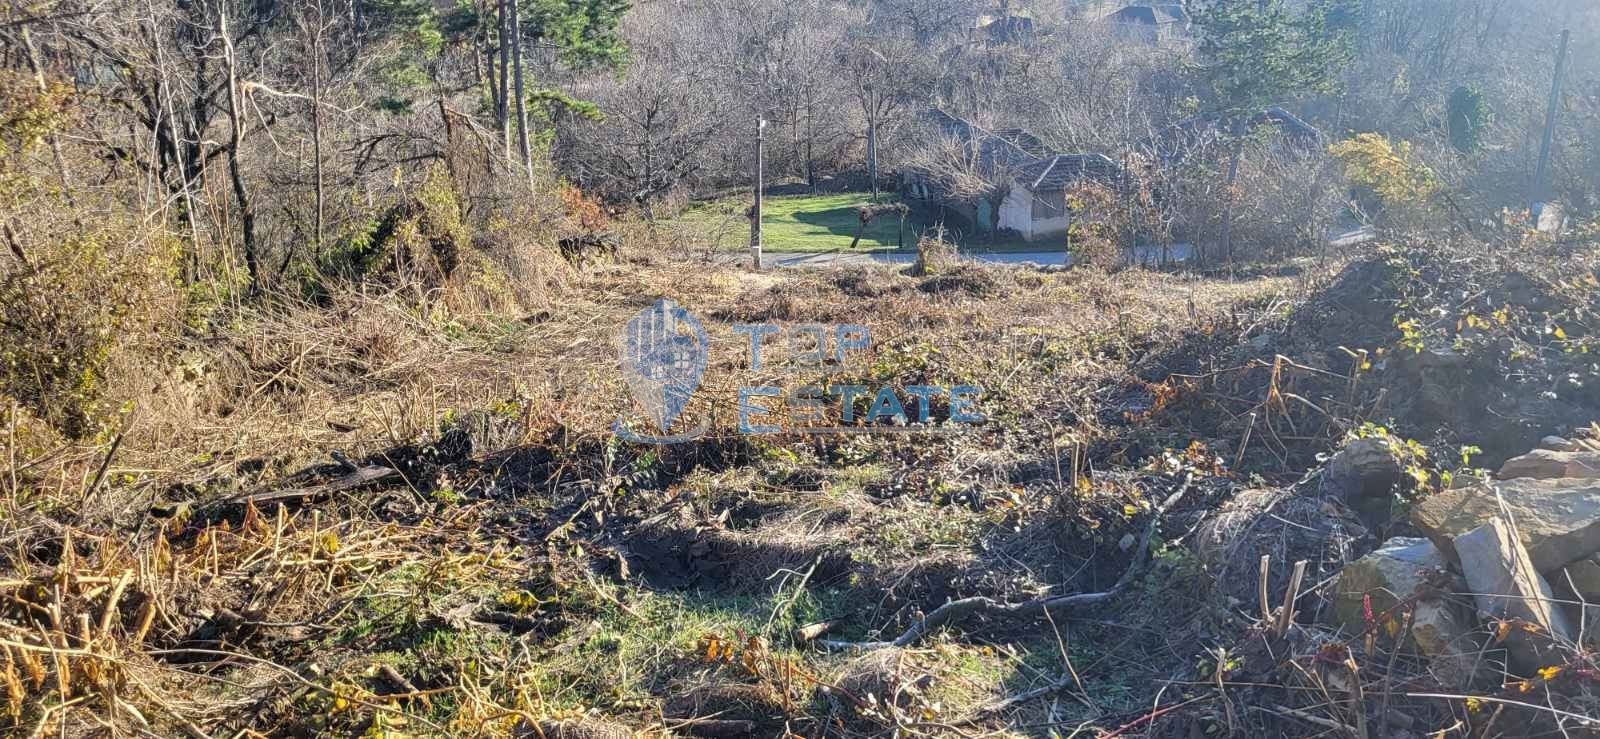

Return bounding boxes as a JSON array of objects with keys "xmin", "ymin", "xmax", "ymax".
[
  {"xmin": 5, "ymin": 0, "xmax": 1600, "ymax": 736},
  {"xmin": 7, "ymin": 231, "xmax": 1600, "ymax": 736}
]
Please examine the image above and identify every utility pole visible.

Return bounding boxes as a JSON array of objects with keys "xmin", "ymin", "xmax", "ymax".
[
  {"xmin": 752, "ymin": 118, "xmax": 767, "ymax": 269},
  {"xmin": 1532, "ymin": 29, "xmax": 1570, "ymax": 210}
]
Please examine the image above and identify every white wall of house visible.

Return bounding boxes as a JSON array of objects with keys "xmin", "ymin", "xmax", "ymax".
[
  {"xmin": 998, "ymin": 188, "xmax": 1032, "ymax": 235},
  {"xmin": 998, "ymin": 186, "xmax": 1070, "ymax": 242}
]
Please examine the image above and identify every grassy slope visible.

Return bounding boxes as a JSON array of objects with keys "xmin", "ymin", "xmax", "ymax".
[
  {"xmin": 677, "ymin": 191, "xmax": 1043, "ymax": 253},
  {"xmin": 3, "ymin": 247, "xmax": 1311, "ymax": 737}
]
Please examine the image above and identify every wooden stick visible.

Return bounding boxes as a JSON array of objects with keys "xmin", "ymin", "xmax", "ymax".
[
  {"xmin": 223, "ymin": 465, "xmax": 398, "ymax": 507},
  {"xmin": 792, "ymin": 618, "xmax": 845, "ymax": 644},
  {"xmin": 1258, "ymin": 555, "xmax": 1272, "ymax": 625},
  {"xmin": 1274, "ymin": 560, "xmax": 1308, "ymax": 638},
  {"xmin": 98, "ymin": 571, "xmax": 133, "ymax": 638}
]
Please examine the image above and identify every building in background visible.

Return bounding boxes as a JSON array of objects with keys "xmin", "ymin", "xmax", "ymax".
[{"xmin": 902, "ymin": 110, "xmax": 1124, "ymax": 242}]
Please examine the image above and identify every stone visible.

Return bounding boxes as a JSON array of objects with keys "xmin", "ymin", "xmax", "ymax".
[
  {"xmin": 1533, "ymin": 201, "xmax": 1567, "ymax": 233},
  {"xmin": 1539, "ymin": 436, "xmax": 1579, "ymax": 452},
  {"xmin": 1496, "ymin": 449, "xmax": 1600, "ymax": 480},
  {"xmin": 1323, "ymin": 438, "xmax": 1401, "ymax": 500},
  {"xmin": 1327, "ymin": 538, "xmax": 1473, "ymax": 658},
  {"xmin": 1411, "ymin": 344, "xmax": 1467, "ymax": 372},
  {"xmin": 1411, "ymin": 478, "xmax": 1600, "ymax": 572},
  {"xmin": 1454, "ymin": 519, "xmax": 1572, "ymax": 670},
  {"xmin": 1550, "ymin": 556, "xmax": 1600, "ymax": 602},
  {"xmin": 1549, "ymin": 556, "xmax": 1600, "ymax": 650},
  {"xmin": 1579, "ymin": 606, "xmax": 1600, "ymax": 650},
  {"xmin": 1322, "ymin": 438, "xmax": 1402, "ymax": 525}
]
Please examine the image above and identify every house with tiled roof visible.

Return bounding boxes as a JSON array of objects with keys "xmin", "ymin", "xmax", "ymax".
[
  {"xmin": 1138, "ymin": 106, "xmax": 1324, "ymax": 164},
  {"xmin": 902, "ymin": 110, "xmax": 1125, "ymax": 242},
  {"xmin": 1102, "ymin": 4, "xmax": 1191, "ymax": 45}
]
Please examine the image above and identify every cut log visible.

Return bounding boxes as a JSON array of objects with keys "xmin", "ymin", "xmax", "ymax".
[{"xmin": 792, "ymin": 617, "xmax": 845, "ymax": 643}]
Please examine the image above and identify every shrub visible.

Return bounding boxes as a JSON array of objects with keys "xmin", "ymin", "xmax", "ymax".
[
  {"xmin": 1446, "ymin": 86, "xmax": 1489, "ymax": 155},
  {"xmin": 1228, "ymin": 143, "xmax": 1341, "ymax": 259},
  {"xmin": 314, "ymin": 165, "xmax": 468, "ymax": 290},
  {"xmin": 0, "ymin": 73, "xmax": 182, "ymax": 438},
  {"xmin": 1065, "ymin": 183, "xmax": 1124, "ymax": 269},
  {"xmin": 1330, "ymin": 133, "xmax": 1442, "ymax": 229},
  {"xmin": 0, "ymin": 235, "xmax": 181, "ymax": 437},
  {"xmin": 912, "ymin": 227, "xmax": 959, "ymax": 276},
  {"xmin": 557, "ymin": 183, "xmax": 610, "ymax": 234}
]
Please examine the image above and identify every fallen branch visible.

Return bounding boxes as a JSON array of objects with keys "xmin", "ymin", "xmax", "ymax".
[
  {"xmin": 223, "ymin": 465, "xmax": 397, "ymax": 506},
  {"xmin": 977, "ymin": 672, "xmax": 1079, "ymax": 716},
  {"xmin": 821, "ymin": 474, "xmax": 1193, "ymax": 652},
  {"xmin": 793, "ymin": 617, "xmax": 846, "ymax": 644},
  {"xmin": 666, "ymin": 718, "xmax": 758, "ymax": 737},
  {"xmin": 1099, "ymin": 696, "xmax": 1211, "ymax": 738}
]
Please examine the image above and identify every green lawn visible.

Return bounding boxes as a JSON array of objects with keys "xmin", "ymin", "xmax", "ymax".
[{"xmin": 675, "ymin": 191, "xmax": 1042, "ymax": 253}]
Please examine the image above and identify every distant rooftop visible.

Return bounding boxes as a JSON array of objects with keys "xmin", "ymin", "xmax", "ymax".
[
  {"xmin": 1138, "ymin": 107, "xmax": 1324, "ymax": 163},
  {"xmin": 921, "ymin": 109, "xmax": 1125, "ymax": 190},
  {"xmin": 1103, "ymin": 3, "xmax": 1190, "ymax": 26}
]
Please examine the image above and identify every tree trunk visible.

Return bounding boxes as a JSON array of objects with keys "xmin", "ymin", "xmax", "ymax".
[
  {"xmin": 20, "ymin": 28, "xmax": 75, "ymax": 207},
  {"xmin": 310, "ymin": 4, "xmax": 325, "ymax": 258},
  {"xmin": 1218, "ymin": 135, "xmax": 1243, "ymax": 272},
  {"xmin": 477, "ymin": 2, "xmax": 497, "ymax": 136},
  {"xmin": 220, "ymin": 3, "xmax": 259, "ymax": 291},
  {"xmin": 804, "ymin": 98, "xmax": 816, "ymax": 193},
  {"xmin": 508, "ymin": 0, "xmax": 534, "ymax": 189},
  {"xmin": 867, "ymin": 114, "xmax": 879, "ymax": 202},
  {"xmin": 496, "ymin": 0, "xmax": 511, "ymax": 158},
  {"xmin": 147, "ymin": 12, "xmax": 201, "ymax": 274},
  {"xmin": 986, "ymin": 193, "xmax": 1006, "ymax": 240}
]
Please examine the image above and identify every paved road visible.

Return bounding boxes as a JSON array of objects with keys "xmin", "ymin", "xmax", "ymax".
[
  {"xmin": 763, "ymin": 226, "xmax": 1375, "ymax": 269},
  {"xmin": 766, "ymin": 244, "xmax": 1193, "ymax": 268}
]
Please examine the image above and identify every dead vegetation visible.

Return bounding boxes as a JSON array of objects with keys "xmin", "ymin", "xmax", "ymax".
[{"xmin": 6, "ymin": 229, "xmax": 1600, "ymax": 737}]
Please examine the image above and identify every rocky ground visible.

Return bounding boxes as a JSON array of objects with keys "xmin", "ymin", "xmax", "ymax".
[{"xmin": 4, "ymin": 235, "xmax": 1600, "ymax": 737}]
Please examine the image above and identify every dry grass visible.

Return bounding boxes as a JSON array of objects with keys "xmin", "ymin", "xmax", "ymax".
[{"xmin": 39, "ymin": 236, "xmax": 1584, "ymax": 736}]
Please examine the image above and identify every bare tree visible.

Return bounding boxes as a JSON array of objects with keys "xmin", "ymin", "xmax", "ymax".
[
  {"xmin": 872, "ymin": 0, "xmax": 982, "ymax": 46},
  {"xmin": 508, "ymin": 0, "xmax": 533, "ymax": 188},
  {"xmin": 291, "ymin": 0, "xmax": 331, "ymax": 255},
  {"xmin": 904, "ymin": 124, "xmax": 1032, "ymax": 239},
  {"xmin": 218, "ymin": 1, "xmax": 259, "ymax": 288},
  {"xmin": 556, "ymin": 38, "xmax": 721, "ymax": 213},
  {"xmin": 839, "ymin": 35, "xmax": 925, "ymax": 200}
]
